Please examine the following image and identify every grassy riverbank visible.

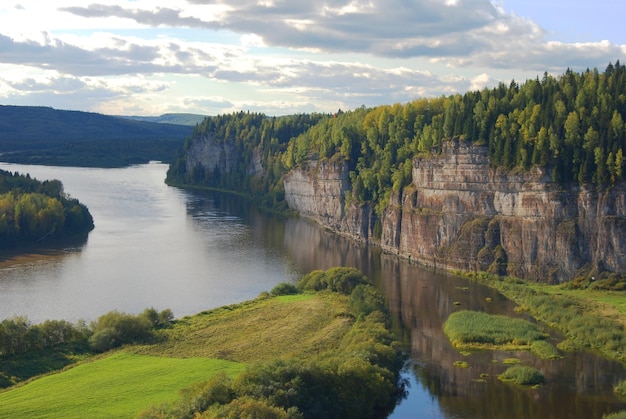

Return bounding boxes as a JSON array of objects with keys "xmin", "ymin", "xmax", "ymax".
[
  {"xmin": 459, "ymin": 271, "xmax": 626, "ymax": 363},
  {"xmin": 0, "ymin": 268, "xmax": 404, "ymax": 418}
]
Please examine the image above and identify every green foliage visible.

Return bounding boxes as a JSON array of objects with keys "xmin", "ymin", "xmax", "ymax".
[
  {"xmin": 464, "ymin": 271, "xmax": 626, "ymax": 362},
  {"xmin": 166, "ymin": 111, "xmax": 326, "ymax": 207},
  {"xmin": 270, "ymin": 282, "xmax": 300, "ymax": 296},
  {"xmin": 88, "ymin": 308, "xmax": 173, "ymax": 352},
  {"xmin": 155, "ymin": 313, "xmax": 402, "ymax": 419},
  {"xmin": 297, "ymin": 267, "xmax": 369, "ymax": 295},
  {"xmin": 443, "ymin": 310, "xmax": 547, "ymax": 350},
  {"xmin": 0, "ymin": 169, "xmax": 94, "ymax": 246},
  {"xmin": 498, "ymin": 365, "xmax": 545, "ymax": 386},
  {"xmin": 0, "ymin": 316, "xmax": 89, "ymax": 357},
  {"xmin": 138, "ymin": 270, "xmax": 403, "ymax": 419},
  {"xmin": 172, "ymin": 62, "xmax": 626, "ymax": 220},
  {"xmin": 604, "ymin": 412, "xmax": 626, "ymax": 419},
  {"xmin": 530, "ymin": 340, "xmax": 561, "ymax": 359},
  {"xmin": 349, "ymin": 284, "xmax": 386, "ymax": 317},
  {"xmin": 614, "ymin": 379, "xmax": 626, "ymax": 397}
]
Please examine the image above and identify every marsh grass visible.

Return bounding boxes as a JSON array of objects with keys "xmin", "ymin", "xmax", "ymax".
[
  {"xmin": 498, "ymin": 365, "xmax": 544, "ymax": 386},
  {"xmin": 444, "ymin": 310, "xmax": 548, "ymax": 354},
  {"xmin": 531, "ymin": 340, "xmax": 562, "ymax": 359},
  {"xmin": 614, "ymin": 379, "xmax": 626, "ymax": 397},
  {"xmin": 461, "ymin": 271, "xmax": 626, "ymax": 363}
]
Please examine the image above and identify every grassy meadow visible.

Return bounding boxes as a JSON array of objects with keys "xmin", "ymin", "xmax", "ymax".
[
  {"xmin": 0, "ymin": 353, "xmax": 243, "ymax": 419},
  {"xmin": 0, "ymin": 269, "xmax": 404, "ymax": 418}
]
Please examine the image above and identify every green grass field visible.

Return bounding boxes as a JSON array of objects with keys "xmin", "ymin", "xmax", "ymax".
[
  {"xmin": 0, "ymin": 349, "xmax": 243, "ymax": 418},
  {"xmin": 0, "ymin": 293, "xmax": 353, "ymax": 418}
]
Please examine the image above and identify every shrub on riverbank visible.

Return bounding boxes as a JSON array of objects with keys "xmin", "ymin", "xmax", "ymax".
[
  {"xmin": 88, "ymin": 308, "xmax": 173, "ymax": 352},
  {"xmin": 498, "ymin": 365, "xmax": 544, "ymax": 386}
]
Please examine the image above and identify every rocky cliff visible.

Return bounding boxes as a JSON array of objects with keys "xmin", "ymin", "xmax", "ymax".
[
  {"xmin": 283, "ymin": 139, "xmax": 626, "ymax": 283},
  {"xmin": 185, "ymin": 134, "xmax": 264, "ymax": 177}
]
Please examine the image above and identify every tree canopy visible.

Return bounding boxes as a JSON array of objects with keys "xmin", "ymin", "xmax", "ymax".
[
  {"xmin": 168, "ymin": 62, "xmax": 626, "ymax": 216},
  {"xmin": 0, "ymin": 169, "xmax": 94, "ymax": 247}
]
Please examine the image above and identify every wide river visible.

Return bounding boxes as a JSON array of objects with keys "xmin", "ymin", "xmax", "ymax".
[{"xmin": 1, "ymin": 162, "xmax": 625, "ymax": 418}]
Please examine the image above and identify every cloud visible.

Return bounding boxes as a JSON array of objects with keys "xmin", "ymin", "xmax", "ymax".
[
  {"xmin": 58, "ymin": 0, "xmax": 625, "ymax": 70},
  {"xmin": 1, "ymin": 0, "xmax": 624, "ymax": 115},
  {"xmin": 61, "ymin": 0, "xmax": 500, "ymax": 58}
]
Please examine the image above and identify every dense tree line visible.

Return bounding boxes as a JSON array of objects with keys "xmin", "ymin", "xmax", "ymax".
[
  {"xmin": 168, "ymin": 63, "xmax": 626, "ymax": 218},
  {"xmin": 0, "ymin": 308, "xmax": 173, "ymax": 359},
  {"xmin": 0, "ymin": 169, "xmax": 94, "ymax": 246}
]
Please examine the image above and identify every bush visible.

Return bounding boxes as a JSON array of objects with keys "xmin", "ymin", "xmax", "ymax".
[
  {"xmin": 270, "ymin": 283, "xmax": 300, "ymax": 296},
  {"xmin": 202, "ymin": 397, "xmax": 299, "ymax": 418},
  {"xmin": 498, "ymin": 366, "xmax": 544, "ymax": 386},
  {"xmin": 170, "ymin": 372, "xmax": 235, "ymax": 419},
  {"xmin": 614, "ymin": 379, "xmax": 626, "ymax": 398},
  {"xmin": 349, "ymin": 284, "xmax": 387, "ymax": 319},
  {"xmin": 298, "ymin": 267, "xmax": 368, "ymax": 295},
  {"xmin": 88, "ymin": 310, "xmax": 156, "ymax": 352}
]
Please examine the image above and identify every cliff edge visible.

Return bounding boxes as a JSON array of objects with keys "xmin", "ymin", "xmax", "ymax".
[{"xmin": 284, "ymin": 139, "xmax": 626, "ymax": 283}]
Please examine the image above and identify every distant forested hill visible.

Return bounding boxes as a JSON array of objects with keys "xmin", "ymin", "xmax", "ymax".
[
  {"xmin": 120, "ymin": 113, "xmax": 206, "ymax": 126},
  {"xmin": 0, "ymin": 106, "xmax": 193, "ymax": 167}
]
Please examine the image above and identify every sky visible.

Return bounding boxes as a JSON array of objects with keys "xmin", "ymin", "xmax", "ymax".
[{"xmin": 0, "ymin": 0, "xmax": 624, "ymax": 116}]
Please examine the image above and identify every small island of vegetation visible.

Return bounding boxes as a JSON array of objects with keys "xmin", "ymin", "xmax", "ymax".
[
  {"xmin": 0, "ymin": 267, "xmax": 406, "ymax": 418},
  {"xmin": 0, "ymin": 169, "xmax": 94, "ymax": 248}
]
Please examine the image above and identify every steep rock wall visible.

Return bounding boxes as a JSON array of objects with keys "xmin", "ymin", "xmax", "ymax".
[
  {"xmin": 283, "ymin": 139, "xmax": 626, "ymax": 283},
  {"xmin": 185, "ymin": 134, "xmax": 264, "ymax": 177},
  {"xmin": 283, "ymin": 158, "xmax": 376, "ymax": 242}
]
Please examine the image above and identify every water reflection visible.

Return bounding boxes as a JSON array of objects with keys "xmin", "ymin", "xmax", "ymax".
[
  {"xmin": 276, "ymin": 210, "xmax": 626, "ymax": 418},
  {"xmin": 1, "ymin": 163, "xmax": 625, "ymax": 418}
]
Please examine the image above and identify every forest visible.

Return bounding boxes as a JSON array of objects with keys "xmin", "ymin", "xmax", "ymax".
[
  {"xmin": 0, "ymin": 105, "xmax": 192, "ymax": 167},
  {"xmin": 0, "ymin": 169, "xmax": 94, "ymax": 247},
  {"xmin": 167, "ymin": 62, "xmax": 626, "ymax": 217}
]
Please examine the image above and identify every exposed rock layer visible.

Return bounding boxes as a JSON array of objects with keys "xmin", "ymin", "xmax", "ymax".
[{"xmin": 283, "ymin": 139, "xmax": 626, "ymax": 283}]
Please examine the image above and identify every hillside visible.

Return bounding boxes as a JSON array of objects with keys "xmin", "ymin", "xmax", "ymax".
[
  {"xmin": 120, "ymin": 113, "xmax": 206, "ymax": 126},
  {"xmin": 0, "ymin": 105, "xmax": 193, "ymax": 167},
  {"xmin": 0, "ymin": 268, "xmax": 405, "ymax": 419}
]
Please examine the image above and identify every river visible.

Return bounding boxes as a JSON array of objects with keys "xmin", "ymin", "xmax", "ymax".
[{"xmin": 0, "ymin": 162, "xmax": 625, "ymax": 418}]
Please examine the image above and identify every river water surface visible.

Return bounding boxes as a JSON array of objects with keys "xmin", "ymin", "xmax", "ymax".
[{"xmin": 1, "ymin": 162, "xmax": 625, "ymax": 418}]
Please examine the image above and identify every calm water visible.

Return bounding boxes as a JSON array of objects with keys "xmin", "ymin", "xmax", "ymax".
[{"xmin": 1, "ymin": 162, "xmax": 625, "ymax": 418}]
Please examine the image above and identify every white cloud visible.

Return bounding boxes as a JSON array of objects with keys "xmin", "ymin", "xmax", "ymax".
[{"xmin": 0, "ymin": 0, "xmax": 623, "ymax": 115}]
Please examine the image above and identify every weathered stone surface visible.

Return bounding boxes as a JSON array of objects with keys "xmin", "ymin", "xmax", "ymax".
[
  {"xmin": 185, "ymin": 134, "xmax": 265, "ymax": 179},
  {"xmin": 283, "ymin": 139, "xmax": 626, "ymax": 283}
]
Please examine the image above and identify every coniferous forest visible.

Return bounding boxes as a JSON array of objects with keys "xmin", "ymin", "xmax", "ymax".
[{"xmin": 167, "ymin": 62, "xmax": 626, "ymax": 217}]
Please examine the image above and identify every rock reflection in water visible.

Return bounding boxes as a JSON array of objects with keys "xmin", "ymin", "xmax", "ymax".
[{"xmin": 280, "ymin": 215, "xmax": 626, "ymax": 419}]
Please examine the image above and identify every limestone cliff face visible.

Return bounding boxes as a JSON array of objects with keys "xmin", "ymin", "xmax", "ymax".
[
  {"xmin": 283, "ymin": 157, "xmax": 376, "ymax": 242},
  {"xmin": 283, "ymin": 139, "xmax": 626, "ymax": 282},
  {"xmin": 185, "ymin": 134, "xmax": 264, "ymax": 177}
]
